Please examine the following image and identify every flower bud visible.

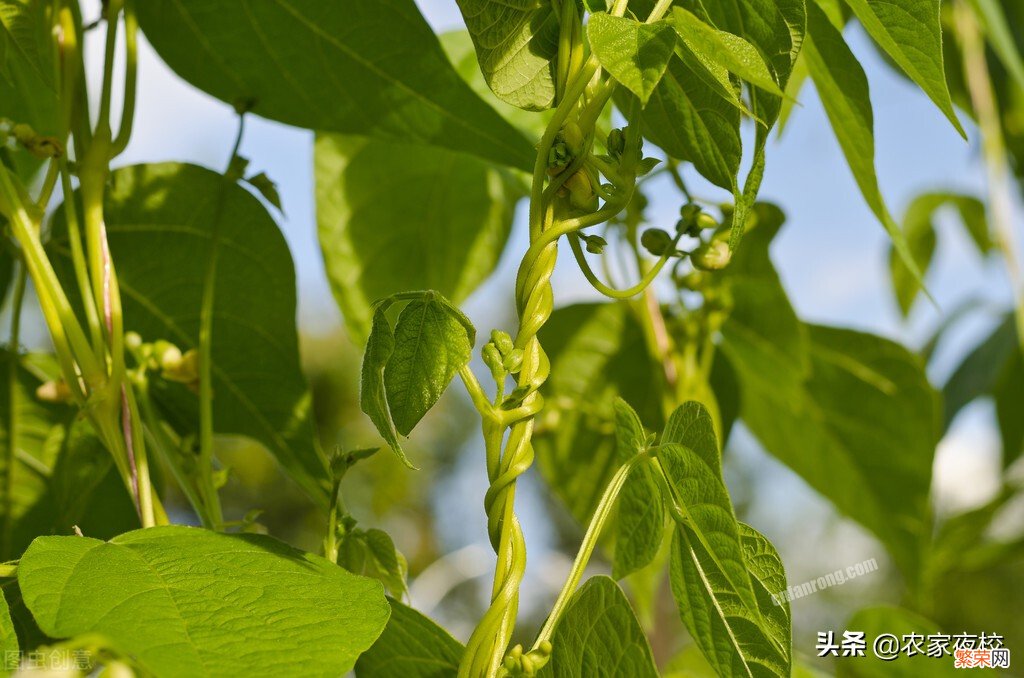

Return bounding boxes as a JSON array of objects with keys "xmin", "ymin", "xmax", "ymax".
[
  {"xmin": 503, "ymin": 348, "xmax": 524, "ymax": 374},
  {"xmin": 582, "ymin": 234, "xmax": 607, "ymax": 254},
  {"xmin": 482, "ymin": 343, "xmax": 504, "ymax": 379},
  {"xmin": 696, "ymin": 213, "xmax": 718, "ymax": 231},
  {"xmin": 561, "ymin": 122, "xmax": 584, "ymax": 154},
  {"xmin": 640, "ymin": 228, "xmax": 673, "ymax": 256},
  {"xmin": 607, "ymin": 128, "xmax": 626, "ymax": 159},
  {"xmin": 490, "ymin": 330, "xmax": 515, "ymax": 357},
  {"xmin": 564, "ymin": 170, "xmax": 597, "ymax": 212},
  {"xmin": 692, "ymin": 240, "xmax": 732, "ymax": 271}
]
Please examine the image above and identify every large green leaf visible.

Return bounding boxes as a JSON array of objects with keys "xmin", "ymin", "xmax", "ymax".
[
  {"xmin": 718, "ymin": 203, "xmax": 809, "ymax": 405},
  {"xmin": 135, "ymin": 0, "xmax": 533, "ymax": 170},
  {"xmin": 669, "ymin": 8, "xmax": 785, "ymax": 97},
  {"xmin": 50, "ymin": 163, "xmax": 331, "ymax": 507},
  {"xmin": 537, "ymin": 576, "xmax": 658, "ymax": 677},
  {"xmin": 588, "ymin": 13, "xmax": 677, "ymax": 106},
  {"xmin": 360, "ymin": 307, "xmax": 404, "ymax": 464},
  {"xmin": 355, "ymin": 599, "xmax": 463, "ymax": 678},
  {"xmin": 19, "ymin": 526, "xmax": 389, "ymax": 677},
  {"xmin": 803, "ymin": 0, "xmax": 924, "ymax": 288},
  {"xmin": 628, "ymin": 52, "xmax": 742, "ymax": 190},
  {"xmin": 0, "ymin": 0, "xmax": 58, "ymax": 180},
  {"xmin": 993, "ymin": 348, "xmax": 1024, "ymax": 468},
  {"xmin": 440, "ymin": 30, "xmax": 549, "ymax": 141},
  {"xmin": 315, "ymin": 133, "xmax": 519, "ymax": 343},
  {"xmin": 669, "ymin": 521, "xmax": 791, "ymax": 678},
  {"xmin": 359, "ymin": 291, "xmax": 474, "ymax": 466},
  {"xmin": 0, "ymin": 580, "xmax": 17, "ymax": 670},
  {"xmin": 0, "ymin": 351, "xmax": 137, "ymax": 560},
  {"xmin": 943, "ymin": 313, "xmax": 1017, "ymax": 427},
  {"xmin": 453, "ymin": 0, "xmax": 559, "ymax": 111},
  {"xmin": 889, "ymin": 192, "xmax": 989, "ymax": 316},
  {"xmin": 942, "ymin": 313, "xmax": 1022, "ymax": 466},
  {"xmin": 735, "ymin": 324, "xmax": 938, "ymax": 578},
  {"xmin": 683, "ymin": 0, "xmax": 804, "ymax": 142},
  {"xmin": 534, "ymin": 302, "xmax": 662, "ymax": 524},
  {"xmin": 385, "ymin": 295, "xmax": 474, "ymax": 436},
  {"xmin": 660, "ymin": 403, "xmax": 759, "ymax": 618},
  {"xmin": 612, "ymin": 398, "xmax": 663, "ymax": 580},
  {"xmin": 843, "ymin": 0, "xmax": 964, "ymax": 137}
]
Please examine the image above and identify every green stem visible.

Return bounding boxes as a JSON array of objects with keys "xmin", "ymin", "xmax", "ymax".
[
  {"xmin": 1, "ymin": 265, "xmax": 27, "ymax": 558},
  {"xmin": 957, "ymin": 0, "xmax": 1024, "ymax": 352},
  {"xmin": 133, "ymin": 371, "xmax": 211, "ymax": 528},
  {"xmin": 111, "ymin": 0, "xmax": 137, "ymax": 157},
  {"xmin": 531, "ymin": 453, "xmax": 647, "ymax": 649},
  {"xmin": 568, "ymin": 231, "xmax": 681, "ymax": 299},
  {"xmin": 196, "ymin": 115, "xmax": 247, "ymax": 531},
  {"xmin": 59, "ymin": 157, "xmax": 104, "ymax": 354}
]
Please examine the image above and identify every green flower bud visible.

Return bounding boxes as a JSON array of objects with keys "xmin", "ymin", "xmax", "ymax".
[
  {"xmin": 680, "ymin": 202, "xmax": 701, "ymax": 222},
  {"xmin": 640, "ymin": 228, "xmax": 673, "ymax": 256},
  {"xmin": 503, "ymin": 348, "xmax": 524, "ymax": 374},
  {"xmin": 490, "ymin": 330, "xmax": 515, "ymax": 357},
  {"xmin": 482, "ymin": 342, "xmax": 504, "ymax": 379},
  {"xmin": 564, "ymin": 170, "xmax": 597, "ymax": 212},
  {"xmin": 607, "ymin": 128, "xmax": 626, "ymax": 159},
  {"xmin": 561, "ymin": 121, "xmax": 584, "ymax": 154},
  {"xmin": 696, "ymin": 213, "xmax": 718, "ymax": 231},
  {"xmin": 582, "ymin": 234, "xmax": 607, "ymax": 254},
  {"xmin": 692, "ymin": 239, "xmax": 732, "ymax": 271}
]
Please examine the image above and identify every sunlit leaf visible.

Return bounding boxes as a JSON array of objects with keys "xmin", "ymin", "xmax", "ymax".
[
  {"xmin": 19, "ymin": 526, "xmax": 390, "ymax": 678},
  {"xmin": 136, "ymin": 0, "xmax": 534, "ymax": 169}
]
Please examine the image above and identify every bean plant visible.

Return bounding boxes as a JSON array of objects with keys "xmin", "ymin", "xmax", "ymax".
[{"xmin": 0, "ymin": 0, "xmax": 1019, "ymax": 676}]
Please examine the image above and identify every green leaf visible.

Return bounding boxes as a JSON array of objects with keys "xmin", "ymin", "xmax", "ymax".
[
  {"xmin": 360, "ymin": 307, "xmax": 405, "ymax": 465},
  {"xmin": 889, "ymin": 192, "xmax": 989, "ymax": 316},
  {"xmin": 439, "ymin": 30, "xmax": 550, "ymax": 141},
  {"xmin": 386, "ymin": 295, "xmax": 474, "ymax": 435},
  {"xmin": 50, "ymin": 163, "xmax": 331, "ymax": 507},
  {"xmin": 315, "ymin": 133, "xmax": 520, "ymax": 343},
  {"xmin": 588, "ymin": 14, "xmax": 677, "ymax": 106},
  {"xmin": 244, "ymin": 172, "xmax": 282, "ymax": 213},
  {"xmin": 453, "ymin": 0, "xmax": 559, "ymax": 111},
  {"xmin": 534, "ymin": 303, "xmax": 662, "ymax": 524},
  {"xmin": 0, "ymin": 351, "xmax": 137, "ymax": 560},
  {"xmin": 19, "ymin": 526, "xmax": 390, "ymax": 678},
  {"xmin": 943, "ymin": 313, "xmax": 1017, "ymax": 428},
  {"xmin": 803, "ymin": 0, "xmax": 927, "ymax": 295},
  {"xmin": 339, "ymin": 527, "xmax": 409, "ymax": 600},
  {"xmin": 994, "ymin": 348, "xmax": 1024, "ymax": 468},
  {"xmin": 135, "ymin": 0, "xmax": 534, "ymax": 170},
  {"xmin": 0, "ymin": 0, "xmax": 58, "ymax": 180},
  {"xmin": 538, "ymin": 576, "xmax": 658, "ymax": 678},
  {"xmin": 612, "ymin": 398, "xmax": 664, "ymax": 580},
  {"xmin": 626, "ymin": 53, "xmax": 742, "ymax": 190},
  {"xmin": 937, "ymin": 313, "xmax": 1019, "ymax": 467},
  {"xmin": 734, "ymin": 324, "xmax": 939, "ymax": 578},
  {"xmin": 660, "ymin": 403, "xmax": 759, "ymax": 618},
  {"xmin": 842, "ymin": 0, "xmax": 965, "ymax": 137},
  {"xmin": 837, "ymin": 606, "xmax": 960, "ymax": 678},
  {"xmin": 359, "ymin": 292, "xmax": 475, "ymax": 466},
  {"xmin": 355, "ymin": 598, "xmax": 463, "ymax": 677},
  {"xmin": 718, "ymin": 204, "xmax": 810, "ymax": 406},
  {"xmin": 0, "ymin": 586, "xmax": 17, "ymax": 670},
  {"xmin": 689, "ymin": 0, "xmax": 805, "ymax": 125},
  {"xmin": 668, "ymin": 520, "xmax": 791, "ymax": 677},
  {"xmin": 969, "ymin": 0, "xmax": 1024, "ymax": 92},
  {"xmin": 670, "ymin": 8, "xmax": 785, "ymax": 97}
]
